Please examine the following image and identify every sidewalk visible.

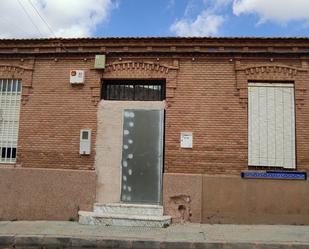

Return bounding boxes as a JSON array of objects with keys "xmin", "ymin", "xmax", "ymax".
[{"xmin": 0, "ymin": 221, "xmax": 308, "ymax": 248}]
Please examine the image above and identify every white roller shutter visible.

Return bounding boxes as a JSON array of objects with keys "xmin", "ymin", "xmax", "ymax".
[{"xmin": 248, "ymin": 83, "xmax": 295, "ymax": 169}]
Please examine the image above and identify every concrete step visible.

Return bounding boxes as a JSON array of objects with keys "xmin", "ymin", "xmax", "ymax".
[
  {"xmin": 78, "ymin": 211, "xmax": 171, "ymax": 228},
  {"xmin": 93, "ymin": 203, "xmax": 164, "ymax": 216}
]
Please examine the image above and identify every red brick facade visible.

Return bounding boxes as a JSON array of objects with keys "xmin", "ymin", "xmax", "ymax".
[{"xmin": 0, "ymin": 37, "xmax": 309, "ymax": 174}]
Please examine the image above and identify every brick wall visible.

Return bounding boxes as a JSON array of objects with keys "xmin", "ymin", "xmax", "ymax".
[
  {"xmin": 165, "ymin": 57, "xmax": 309, "ymax": 174},
  {"xmin": 165, "ymin": 58, "xmax": 247, "ymax": 174},
  {"xmin": 17, "ymin": 57, "xmax": 99, "ymax": 169},
  {"xmin": 1, "ymin": 49, "xmax": 308, "ymax": 175}
]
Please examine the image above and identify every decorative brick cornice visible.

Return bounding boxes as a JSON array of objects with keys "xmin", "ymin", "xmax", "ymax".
[
  {"xmin": 235, "ymin": 61, "xmax": 308, "ymax": 109},
  {"xmin": 0, "ymin": 64, "xmax": 33, "ymax": 78},
  {"xmin": 235, "ymin": 64, "xmax": 307, "ymax": 78},
  {"xmin": 2, "ymin": 37, "xmax": 309, "ymax": 55},
  {"xmin": 91, "ymin": 60, "xmax": 179, "ymax": 106},
  {"xmin": 104, "ymin": 61, "xmax": 179, "ymax": 74},
  {"xmin": 0, "ymin": 63, "xmax": 34, "ymax": 105}
]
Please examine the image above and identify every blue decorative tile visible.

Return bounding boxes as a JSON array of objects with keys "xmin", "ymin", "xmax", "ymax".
[{"xmin": 241, "ymin": 171, "xmax": 307, "ymax": 180}]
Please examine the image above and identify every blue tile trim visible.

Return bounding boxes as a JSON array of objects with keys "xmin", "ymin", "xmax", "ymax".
[{"xmin": 241, "ymin": 171, "xmax": 307, "ymax": 180}]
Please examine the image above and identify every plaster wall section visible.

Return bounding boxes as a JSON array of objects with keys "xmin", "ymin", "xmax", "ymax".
[
  {"xmin": 95, "ymin": 100, "xmax": 165, "ymax": 203},
  {"xmin": 0, "ymin": 167, "xmax": 96, "ymax": 220},
  {"xmin": 163, "ymin": 173, "xmax": 202, "ymax": 223},
  {"xmin": 164, "ymin": 173, "xmax": 309, "ymax": 225},
  {"xmin": 202, "ymin": 175, "xmax": 309, "ymax": 225}
]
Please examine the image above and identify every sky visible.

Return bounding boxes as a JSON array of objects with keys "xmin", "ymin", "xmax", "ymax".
[{"xmin": 1, "ymin": 0, "xmax": 309, "ymax": 38}]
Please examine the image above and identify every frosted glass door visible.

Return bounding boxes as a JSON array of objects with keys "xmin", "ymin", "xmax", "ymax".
[{"xmin": 121, "ymin": 109, "xmax": 164, "ymax": 204}]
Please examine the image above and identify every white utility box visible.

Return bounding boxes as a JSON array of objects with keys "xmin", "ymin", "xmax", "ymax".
[
  {"xmin": 180, "ymin": 132, "xmax": 193, "ymax": 148},
  {"xmin": 70, "ymin": 70, "xmax": 85, "ymax": 84},
  {"xmin": 80, "ymin": 129, "xmax": 91, "ymax": 155}
]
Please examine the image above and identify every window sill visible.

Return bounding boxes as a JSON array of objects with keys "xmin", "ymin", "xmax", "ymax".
[
  {"xmin": 248, "ymin": 165, "xmax": 296, "ymax": 171},
  {"xmin": 0, "ymin": 163, "xmax": 18, "ymax": 168}
]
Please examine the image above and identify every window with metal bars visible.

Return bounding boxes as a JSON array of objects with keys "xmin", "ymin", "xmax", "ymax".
[
  {"xmin": 102, "ymin": 80, "xmax": 165, "ymax": 101},
  {"xmin": 0, "ymin": 79, "xmax": 22, "ymax": 163}
]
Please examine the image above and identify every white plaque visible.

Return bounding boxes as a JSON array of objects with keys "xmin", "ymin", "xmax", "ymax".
[{"xmin": 181, "ymin": 132, "xmax": 193, "ymax": 148}]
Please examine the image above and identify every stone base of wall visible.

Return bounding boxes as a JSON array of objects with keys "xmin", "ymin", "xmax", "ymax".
[
  {"xmin": 0, "ymin": 167, "xmax": 96, "ymax": 221},
  {"xmin": 163, "ymin": 173, "xmax": 309, "ymax": 225}
]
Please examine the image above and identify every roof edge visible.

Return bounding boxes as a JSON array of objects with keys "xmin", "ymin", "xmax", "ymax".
[{"xmin": 0, "ymin": 36, "xmax": 309, "ymax": 42}]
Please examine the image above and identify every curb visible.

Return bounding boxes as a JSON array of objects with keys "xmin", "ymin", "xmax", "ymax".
[{"xmin": 0, "ymin": 235, "xmax": 308, "ymax": 249}]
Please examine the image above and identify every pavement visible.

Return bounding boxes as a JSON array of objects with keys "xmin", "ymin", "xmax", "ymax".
[{"xmin": 0, "ymin": 221, "xmax": 309, "ymax": 248}]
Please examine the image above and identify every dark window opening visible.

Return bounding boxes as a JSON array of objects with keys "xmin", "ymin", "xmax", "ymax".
[
  {"xmin": 0, "ymin": 79, "xmax": 22, "ymax": 92},
  {"xmin": 82, "ymin": 131, "xmax": 89, "ymax": 140},
  {"xmin": 102, "ymin": 79, "xmax": 166, "ymax": 101},
  {"xmin": 1, "ymin": 147, "xmax": 16, "ymax": 159}
]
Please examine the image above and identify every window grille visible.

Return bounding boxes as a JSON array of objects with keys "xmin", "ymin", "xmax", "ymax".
[
  {"xmin": 102, "ymin": 80, "xmax": 165, "ymax": 101},
  {"xmin": 0, "ymin": 79, "xmax": 22, "ymax": 163}
]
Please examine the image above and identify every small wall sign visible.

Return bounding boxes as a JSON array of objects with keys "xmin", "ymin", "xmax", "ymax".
[{"xmin": 181, "ymin": 132, "xmax": 193, "ymax": 148}]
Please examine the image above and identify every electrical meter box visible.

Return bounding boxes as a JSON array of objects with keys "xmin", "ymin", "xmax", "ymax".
[
  {"xmin": 70, "ymin": 70, "xmax": 85, "ymax": 84},
  {"xmin": 94, "ymin": 54, "xmax": 106, "ymax": 69},
  {"xmin": 80, "ymin": 129, "xmax": 91, "ymax": 155}
]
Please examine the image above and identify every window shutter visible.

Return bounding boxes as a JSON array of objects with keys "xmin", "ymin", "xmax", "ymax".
[{"xmin": 248, "ymin": 83, "xmax": 295, "ymax": 169}]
